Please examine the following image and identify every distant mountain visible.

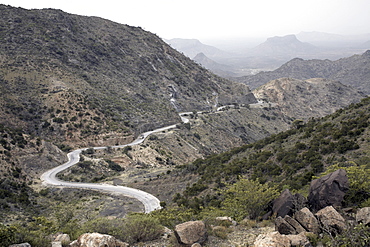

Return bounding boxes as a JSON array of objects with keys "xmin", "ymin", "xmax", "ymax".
[
  {"xmin": 253, "ymin": 78, "xmax": 366, "ymax": 120},
  {"xmin": 249, "ymin": 34, "xmax": 319, "ymax": 57},
  {"xmin": 297, "ymin": 31, "xmax": 370, "ymax": 47},
  {"xmin": 165, "ymin": 38, "xmax": 231, "ymax": 59},
  {"xmin": 193, "ymin": 52, "xmax": 237, "ymax": 77},
  {"xmin": 234, "ymin": 50, "xmax": 370, "ymax": 94}
]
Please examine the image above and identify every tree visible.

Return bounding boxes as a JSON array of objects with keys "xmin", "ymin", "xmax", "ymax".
[{"xmin": 221, "ymin": 179, "xmax": 279, "ymax": 221}]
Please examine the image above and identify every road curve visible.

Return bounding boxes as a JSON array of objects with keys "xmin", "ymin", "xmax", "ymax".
[{"xmin": 41, "ymin": 119, "xmax": 184, "ymax": 213}]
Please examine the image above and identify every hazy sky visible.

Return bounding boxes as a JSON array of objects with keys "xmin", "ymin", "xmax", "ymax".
[{"xmin": 1, "ymin": 0, "xmax": 370, "ymax": 41}]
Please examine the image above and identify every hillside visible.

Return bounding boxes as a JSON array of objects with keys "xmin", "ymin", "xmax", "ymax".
[
  {"xmin": 253, "ymin": 78, "xmax": 366, "ymax": 120},
  {"xmin": 0, "ymin": 5, "xmax": 257, "ymax": 146},
  {"xmin": 169, "ymin": 96, "xmax": 370, "ymax": 212},
  {"xmin": 234, "ymin": 50, "xmax": 370, "ymax": 93}
]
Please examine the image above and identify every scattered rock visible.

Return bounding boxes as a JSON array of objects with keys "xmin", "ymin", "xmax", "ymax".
[
  {"xmin": 308, "ymin": 169, "xmax": 349, "ymax": 211},
  {"xmin": 275, "ymin": 216, "xmax": 296, "ymax": 235},
  {"xmin": 215, "ymin": 216, "xmax": 237, "ymax": 226},
  {"xmin": 285, "ymin": 232, "xmax": 312, "ymax": 247},
  {"xmin": 9, "ymin": 244, "xmax": 31, "ymax": 247},
  {"xmin": 52, "ymin": 242, "xmax": 62, "ymax": 247},
  {"xmin": 284, "ymin": 215, "xmax": 306, "ymax": 234},
  {"xmin": 294, "ymin": 207, "xmax": 320, "ymax": 234},
  {"xmin": 71, "ymin": 233, "xmax": 128, "ymax": 247},
  {"xmin": 356, "ymin": 207, "xmax": 370, "ymax": 226},
  {"xmin": 174, "ymin": 220, "xmax": 207, "ymax": 245},
  {"xmin": 54, "ymin": 233, "xmax": 71, "ymax": 243},
  {"xmin": 254, "ymin": 231, "xmax": 291, "ymax": 247},
  {"xmin": 191, "ymin": 243, "xmax": 202, "ymax": 247},
  {"xmin": 316, "ymin": 206, "xmax": 347, "ymax": 234}
]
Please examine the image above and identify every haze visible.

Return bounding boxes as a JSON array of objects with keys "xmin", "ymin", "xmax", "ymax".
[{"xmin": 1, "ymin": 0, "xmax": 370, "ymax": 43}]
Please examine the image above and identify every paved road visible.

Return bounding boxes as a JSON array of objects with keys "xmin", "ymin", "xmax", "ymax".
[{"xmin": 40, "ymin": 119, "xmax": 184, "ymax": 213}]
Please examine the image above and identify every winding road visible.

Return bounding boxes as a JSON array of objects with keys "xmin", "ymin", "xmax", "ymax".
[{"xmin": 41, "ymin": 119, "xmax": 184, "ymax": 213}]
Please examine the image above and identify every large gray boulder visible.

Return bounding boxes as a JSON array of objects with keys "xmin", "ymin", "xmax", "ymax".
[
  {"xmin": 315, "ymin": 206, "xmax": 347, "ymax": 234},
  {"xmin": 294, "ymin": 207, "xmax": 320, "ymax": 234},
  {"xmin": 174, "ymin": 221, "xmax": 207, "ymax": 245},
  {"xmin": 356, "ymin": 207, "xmax": 370, "ymax": 226},
  {"xmin": 308, "ymin": 169, "xmax": 349, "ymax": 211},
  {"xmin": 273, "ymin": 189, "xmax": 307, "ymax": 218}
]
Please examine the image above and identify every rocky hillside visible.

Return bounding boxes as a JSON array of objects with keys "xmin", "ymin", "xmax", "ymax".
[
  {"xmin": 253, "ymin": 78, "xmax": 366, "ymax": 120},
  {"xmin": 0, "ymin": 4, "xmax": 256, "ymax": 145},
  {"xmin": 234, "ymin": 50, "xmax": 370, "ymax": 93}
]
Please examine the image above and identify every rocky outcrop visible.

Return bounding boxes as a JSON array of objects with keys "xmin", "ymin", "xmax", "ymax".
[
  {"xmin": 69, "ymin": 233, "xmax": 128, "ymax": 247},
  {"xmin": 356, "ymin": 207, "xmax": 370, "ymax": 226},
  {"xmin": 275, "ymin": 216, "xmax": 296, "ymax": 235},
  {"xmin": 294, "ymin": 207, "xmax": 320, "ymax": 234},
  {"xmin": 174, "ymin": 221, "xmax": 207, "ymax": 246},
  {"xmin": 315, "ymin": 206, "xmax": 347, "ymax": 234},
  {"xmin": 254, "ymin": 231, "xmax": 291, "ymax": 247},
  {"xmin": 284, "ymin": 215, "xmax": 306, "ymax": 234},
  {"xmin": 308, "ymin": 169, "xmax": 349, "ymax": 211}
]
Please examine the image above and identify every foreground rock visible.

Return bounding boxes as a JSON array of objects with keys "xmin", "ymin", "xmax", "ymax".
[
  {"xmin": 308, "ymin": 169, "xmax": 349, "ymax": 211},
  {"xmin": 272, "ymin": 189, "xmax": 307, "ymax": 218},
  {"xmin": 356, "ymin": 207, "xmax": 370, "ymax": 226},
  {"xmin": 69, "ymin": 233, "xmax": 128, "ymax": 247},
  {"xmin": 315, "ymin": 206, "xmax": 347, "ymax": 234},
  {"xmin": 294, "ymin": 207, "xmax": 320, "ymax": 234},
  {"xmin": 254, "ymin": 231, "xmax": 291, "ymax": 247},
  {"xmin": 174, "ymin": 221, "xmax": 208, "ymax": 245}
]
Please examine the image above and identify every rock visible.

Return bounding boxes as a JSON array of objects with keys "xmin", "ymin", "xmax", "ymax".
[
  {"xmin": 191, "ymin": 243, "xmax": 202, "ymax": 247},
  {"xmin": 254, "ymin": 231, "xmax": 291, "ymax": 247},
  {"xmin": 72, "ymin": 233, "xmax": 128, "ymax": 247},
  {"xmin": 54, "ymin": 233, "xmax": 71, "ymax": 243},
  {"xmin": 174, "ymin": 221, "xmax": 207, "ymax": 245},
  {"xmin": 285, "ymin": 232, "xmax": 312, "ymax": 247},
  {"xmin": 284, "ymin": 215, "xmax": 306, "ymax": 234},
  {"xmin": 215, "ymin": 216, "xmax": 237, "ymax": 226},
  {"xmin": 275, "ymin": 216, "xmax": 296, "ymax": 235},
  {"xmin": 315, "ymin": 206, "xmax": 347, "ymax": 234},
  {"xmin": 9, "ymin": 244, "xmax": 31, "ymax": 247},
  {"xmin": 356, "ymin": 207, "xmax": 370, "ymax": 226},
  {"xmin": 52, "ymin": 242, "xmax": 62, "ymax": 247},
  {"xmin": 294, "ymin": 207, "xmax": 320, "ymax": 234},
  {"xmin": 273, "ymin": 189, "xmax": 295, "ymax": 217},
  {"xmin": 307, "ymin": 169, "xmax": 349, "ymax": 211}
]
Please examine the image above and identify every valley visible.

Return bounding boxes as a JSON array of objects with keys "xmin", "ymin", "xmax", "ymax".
[{"xmin": 0, "ymin": 4, "xmax": 369, "ymax": 247}]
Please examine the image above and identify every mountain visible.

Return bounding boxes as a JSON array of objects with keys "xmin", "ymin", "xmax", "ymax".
[
  {"xmin": 234, "ymin": 50, "xmax": 370, "ymax": 94},
  {"xmin": 297, "ymin": 31, "xmax": 370, "ymax": 47},
  {"xmin": 0, "ymin": 4, "xmax": 256, "ymax": 147},
  {"xmin": 165, "ymin": 38, "xmax": 230, "ymax": 59},
  {"xmin": 249, "ymin": 34, "xmax": 319, "ymax": 57},
  {"xmin": 193, "ymin": 52, "xmax": 237, "ymax": 77},
  {"xmin": 253, "ymin": 78, "xmax": 366, "ymax": 120}
]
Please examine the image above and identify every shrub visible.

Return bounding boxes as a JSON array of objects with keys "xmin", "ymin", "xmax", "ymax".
[
  {"xmin": 221, "ymin": 179, "xmax": 279, "ymax": 221},
  {"xmin": 118, "ymin": 214, "xmax": 164, "ymax": 244}
]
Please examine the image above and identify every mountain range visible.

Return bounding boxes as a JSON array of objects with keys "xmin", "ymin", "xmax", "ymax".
[{"xmin": 234, "ymin": 50, "xmax": 370, "ymax": 94}]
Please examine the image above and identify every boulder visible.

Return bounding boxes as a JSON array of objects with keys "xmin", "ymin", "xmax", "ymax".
[
  {"xmin": 174, "ymin": 221, "xmax": 207, "ymax": 245},
  {"xmin": 356, "ymin": 207, "xmax": 370, "ymax": 226},
  {"xmin": 275, "ymin": 216, "xmax": 296, "ymax": 235},
  {"xmin": 294, "ymin": 207, "xmax": 320, "ymax": 234},
  {"xmin": 315, "ymin": 206, "xmax": 347, "ymax": 234},
  {"xmin": 54, "ymin": 233, "xmax": 70, "ymax": 243},
  {"xmin": 215, "ymin": 216, "xmax": 237, "ymax": 226},
  {"xmin": 273, "ymin": 189, "xmax": 294, "ymax": 217},
  {"xmin": 285, "ymin": 232, "xmax": 312, "ymax": 247},
  {"xmin": 284, "ymin": 215, "xmax": 306, "ymax": 234},
  {"xmin": 9, "ymin": 244, "xmax": 31, "ymax": 247},
  {"xmin": 308, "ymin": 169, "xmax": 349, "ymax": 211},
  {"xmin": 71, "ymin": 233, "xmax": 128, "ymax": 247},
  {"xmin": 191, "ymin": 243, "xmax": 202, "ymax": 247},
  {"xmin": 52, "ymin": 242, "xmax": 62, "ymax": 247},
  {"xmin": 254, "ymin": 231, "xmax": 291, "ymax": 247}
]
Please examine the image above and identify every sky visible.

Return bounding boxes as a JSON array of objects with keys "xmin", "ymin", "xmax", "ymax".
[{"xmin": 1, "ymin": 0, "xmax": 370, "ymax": 42}]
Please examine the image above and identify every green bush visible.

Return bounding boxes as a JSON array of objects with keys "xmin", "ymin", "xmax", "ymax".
[
  {"xmin": 118, "ymin": 214, "xmax": 163, "ymax": 244},
  {"xmin": 221, "ymin": 179, "xmax": 279, "ymax": 221}
]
